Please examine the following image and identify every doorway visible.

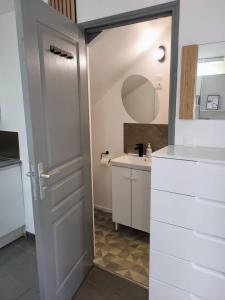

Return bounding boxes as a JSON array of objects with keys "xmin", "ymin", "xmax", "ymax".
[{"xmin": 88, "ymin": 15, "xmax": 172, "ymax": 288}]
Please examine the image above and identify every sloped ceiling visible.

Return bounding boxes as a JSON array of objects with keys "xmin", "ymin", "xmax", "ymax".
[{"xmin": 88, "ymin": 16, "xmax": 172, "ymax": 103}]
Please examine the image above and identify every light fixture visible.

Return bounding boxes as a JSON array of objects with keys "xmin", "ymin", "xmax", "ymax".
[
  {"xmin": 137, "ymin": 30, "xmax": 156, "ymax": 53},
  {"xmin": 155, "ymin": 45, "xmax": 166, "ymax": 62}
]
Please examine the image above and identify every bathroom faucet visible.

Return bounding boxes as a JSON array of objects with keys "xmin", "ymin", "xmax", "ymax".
[{"xmin": 134, "ymin": 143, "xmax": 144, "ymax": 157}]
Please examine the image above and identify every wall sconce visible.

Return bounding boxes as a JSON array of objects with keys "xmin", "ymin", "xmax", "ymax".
[{"xmin": 155, "ymin": 45, "xmax": 166, "ymax": 62}]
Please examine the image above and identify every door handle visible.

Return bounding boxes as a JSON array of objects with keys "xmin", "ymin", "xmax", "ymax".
[
  {"xmin": 38, "ymin": 163, "xmax": 61, "ymax": 200},
  {"xmin": 40, "ymin": 173, "xmax": 50, "ymax": 179},
  {"xmin": 40, "ymin": 169, "xmax": 61, "ymax": 179}
]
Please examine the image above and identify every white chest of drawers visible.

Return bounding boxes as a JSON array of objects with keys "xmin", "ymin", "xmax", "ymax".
[{"xmin": 150, "ymin": 145, "xmax": 225, "ymax": 300}]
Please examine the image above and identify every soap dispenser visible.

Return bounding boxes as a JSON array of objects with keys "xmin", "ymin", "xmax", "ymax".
[{"xmin": 146, "ymin": 143, "xmax": 152, "ymax": 158}]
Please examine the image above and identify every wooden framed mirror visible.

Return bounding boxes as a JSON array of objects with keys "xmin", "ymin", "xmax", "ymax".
[
  {"xmin": 179, "ymin": 45, "xmax": 198, "ymax": 119},
  {"xmin": 180, "ymin": 42, "xmax": 225, "ymax": 120}
]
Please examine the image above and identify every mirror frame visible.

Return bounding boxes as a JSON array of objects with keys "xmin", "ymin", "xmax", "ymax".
[{"xmin": 179, "ymin": 44, "xmax": 199, "ymax": 119}]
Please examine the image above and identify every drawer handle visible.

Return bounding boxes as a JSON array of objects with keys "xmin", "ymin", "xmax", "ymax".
[
  {"xmin": 190, "ymin": 294, "xmax": 204, "ymax": 300},
  {"xmin": 193, "ymin": 230, "xmax": 225, "ymax": 244},
  {"xmin": 191, "ymin": 262, "xmax": 224, "ymax": 278},
  {"xmin": 195, "ymin": 197, "xmax": 225, "ymax": 207}
]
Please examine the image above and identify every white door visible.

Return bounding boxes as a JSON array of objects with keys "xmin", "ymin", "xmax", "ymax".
[
  {"xmin": 132, "ymin": 170, "xmax": 150, "ymax": 232},
  {"xmin": 15, "ymin": 1, "xmax": 93, "ymax": 299}
]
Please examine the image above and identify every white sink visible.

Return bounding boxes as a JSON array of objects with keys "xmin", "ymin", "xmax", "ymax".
[{"xmin": 111, "ymin": 154, "xmax": 151, "ymax": 171}]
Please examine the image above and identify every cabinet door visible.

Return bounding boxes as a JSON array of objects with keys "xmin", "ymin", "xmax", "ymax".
[
  {"xmin": 112, "ymin": 166, "xmax": 131, "ymax": 227},
  {"xmin": 132, "ymin": 169, "xmax": 150, "ymax": 232},
  {"xmin": 0, "ymin": 164, "xmax": 24, "ymax": 239}
]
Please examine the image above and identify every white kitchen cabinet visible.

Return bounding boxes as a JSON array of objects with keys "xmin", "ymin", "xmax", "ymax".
[
  {"xmin": 112, "ymin": 166, "xmax": 150, "ymax": 233},
  {"xmin": 150, "ymin": 145, "xmax": 225, "ymax": 300},
  {"xmin": 0, "ymin": 163, "xmax": 25, "ymax": 248}
]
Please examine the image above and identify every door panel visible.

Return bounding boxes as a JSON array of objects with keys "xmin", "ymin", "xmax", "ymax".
[
  {"xmin": 39, "ymin": 26, "xmax": 81, "ymax": 167},
  {"xmin": 50, "ymin": 169, "xmax": 83, "ymax": 207},
  {"xmin": 54, "ymin": 200, "xmax": 84, "ymax": 286},
  {"xmin": 15, "ymin": 1, "xmax": 93, "ymax": 299}
]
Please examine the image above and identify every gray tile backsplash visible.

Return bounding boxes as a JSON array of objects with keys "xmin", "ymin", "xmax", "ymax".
[{"xmin": 124, "ymin": 123, "xmax": 168, "ymax": 154}]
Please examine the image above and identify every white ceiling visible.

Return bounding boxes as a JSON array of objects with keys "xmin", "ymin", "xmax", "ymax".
[
  {"xmin": 88, "ymin": 16, "xmax": 172, "ymax": 102},
  {"xmin": 0, "ymin": 0, "xmax": 14, "ymax": 15},
  {"xmin": 199, "ymin": 41, "xmax": 225, "ymax": 58}
]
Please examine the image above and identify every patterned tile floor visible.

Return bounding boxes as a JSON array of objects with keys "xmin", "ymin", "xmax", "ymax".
[{"xmin": 94, "ymin": 209, "xmax": 149, "ymax": 287}]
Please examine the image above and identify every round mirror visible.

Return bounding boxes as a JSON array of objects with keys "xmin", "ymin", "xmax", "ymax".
[{"xmin": 121, "ymin": 75, "xmax": 158, "ymax": 123}]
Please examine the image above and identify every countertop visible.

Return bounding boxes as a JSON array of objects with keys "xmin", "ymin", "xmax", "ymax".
[
  {"xmin": 0, "ymin": 158, "xmax": 21, "ymax": 169},
  {"xmin": 111, "ymin": 154, "xmax": 151, "ymax": 171},
  {"xmin": 152, "ymin": 145, "xmax": 225, "ymax": 165}
]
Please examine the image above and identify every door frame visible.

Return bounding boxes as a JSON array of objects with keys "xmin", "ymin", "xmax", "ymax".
[{"xmin": 79, "ymin": 0, "xmax": 180, "ymax": 144}]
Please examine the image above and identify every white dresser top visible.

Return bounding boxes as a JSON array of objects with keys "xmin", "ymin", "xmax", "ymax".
[{"xmin": 152, "ymin": 145, "xmax": 225, "ymax": 164}]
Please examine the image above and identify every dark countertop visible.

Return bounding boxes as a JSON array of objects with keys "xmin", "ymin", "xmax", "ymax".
[{"xmin": 0, "ymin": 158, "xmax": 21, "ymax": 169}]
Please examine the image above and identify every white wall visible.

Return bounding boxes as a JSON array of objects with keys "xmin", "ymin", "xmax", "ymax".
[
  {"xmin": 0, "ymin": 11, "xmax": 34, "ymax": 233},
  {"xmin": 78, "ymin": 0, "xmax": 225, "ymax": 149},
  {"xmin": 175, "ymin": 0, "xmax": 225, "ymax": 147},
  {"xmin": 90, "ymin": 25, "xmax": 171, "ymax": 211},
  {"xmin": 76, "ymin": 0, "xmax": 173, "ymax": 23}
]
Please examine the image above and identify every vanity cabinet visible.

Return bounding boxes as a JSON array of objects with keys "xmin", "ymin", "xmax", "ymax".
[
  {"xmin": 112, "ymin": 166, "xmax": 150, "ymax": 233},
  {"xmin": 150, "ymin": 145, "xmax": 225, "ymax": 300}
]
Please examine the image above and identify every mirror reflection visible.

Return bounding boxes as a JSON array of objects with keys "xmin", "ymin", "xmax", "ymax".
[
  {"xmin": 196, "ymin": 41, "xmax": 225, "ymax": 120},
  {"xmin": 121, "ymin": 75, "xmax": 159, "ymax": 123}
]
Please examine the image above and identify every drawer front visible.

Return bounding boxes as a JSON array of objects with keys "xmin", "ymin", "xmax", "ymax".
[
  {"xmin": 151, "ymin": 250, "xmax": 225, "ymax": 300},
  {"xmin": 196, "ymin": 162, "xmax": 225, "ymax": 202},
  {"xmin": 150, "ymin": 278, "xmax": 205, "ymax": 300},
  {"xmin": 151, "ymin": 190, "xmax": 225, "ymax": 239},
  {"xmin": 152, "ymin": 157, "xmax": 196, "ymax": 195},
  {"xmin": 150, "ymin": 278, "xmax": 191, "ymax": 300},
  {"xmin": 151, "ymin": 220, "xmax": 225, "ymax": 274}
]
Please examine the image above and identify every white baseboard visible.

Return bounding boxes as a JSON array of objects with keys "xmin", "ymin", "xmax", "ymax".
[
  {"xmin": 94, "ymin": 204, "xmax": 112, "ymax": 213},
  {"xmin": 0, "ymin": 226, "xmax": 25, "ymax": 248}
]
